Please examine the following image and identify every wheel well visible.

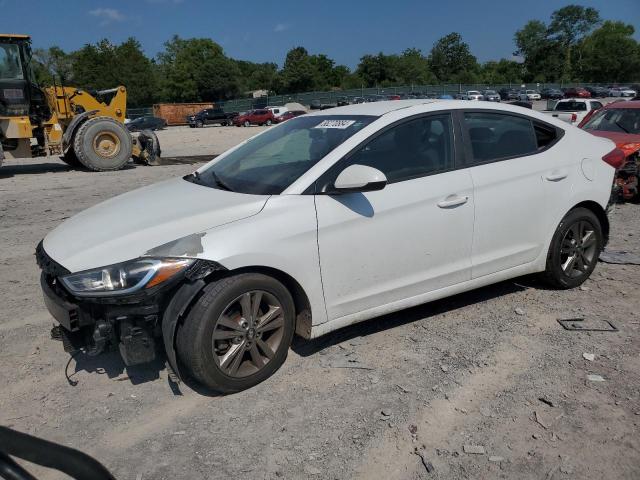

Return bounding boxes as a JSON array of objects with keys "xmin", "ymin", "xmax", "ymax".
[
  {"xmin": 209, "ymin": 266, "xmax": 313, "ymax": 337},
  {"xmin": 571, "ymin": 200, "xmax": 610, "ymax": 245}
]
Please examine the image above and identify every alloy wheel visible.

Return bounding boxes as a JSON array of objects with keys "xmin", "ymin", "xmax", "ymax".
[
  {"xmin": 560, "ymin": 220, "xmax": 598, "ymax": 278},
  {"xmin": 212, "ymin": 290, "xmax": 285, "ymax": 378}
]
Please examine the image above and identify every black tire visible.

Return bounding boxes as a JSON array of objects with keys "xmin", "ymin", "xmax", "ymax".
[
  {"xmin": 72, "ymin": 117, "xmax": 132, "ymax": 171},
  {"xmin": 543, "ymin": 207, "xmax": 603, "ymax": 289},
  {"xmin": 60, "ymin": 148, "xmax": 83, "ymax": 168},
  {"xmin": 176, "ymin": 273, "xmax": 295, "ymax": 393},
  {"xmin": 195, "ymin": 120, "xmax": 203, "ymax": 128},
  {"xmin": 265, "ymin": 119, "xmax": 272, "ymax": 126},
  {"xmin": 189, "ymin": 124, "xmax": 195, "ymax": 128}
]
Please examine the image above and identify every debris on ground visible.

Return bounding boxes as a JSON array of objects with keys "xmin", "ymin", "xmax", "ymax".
[
  {"xmin": 515, "ymin": 307, "xmax": 526, "ymax": 316},
  {"xmin": 538, "ymin": 397, "xmax": 556, "ymax": 408},
  {"xmin": 463, "ymin": 445, "xmax": 486, "ymax": 454},
  {"xmin": 557, "ymin": 318, "xmax": 618, "ymax": 332},
  {"xmin": 583, "ymin": 353, "xmax": 595, "ymax": 361},
  {"xmin": 489, "ymin": 455, "xmax": 504, "ymax": 462},
  {"xmin": 599, "ymin": 250, "xmax": 640, "ymax": 265},
  {"xmin": 534, "ymin": 411, "xmax": 549, "ymax": 429},
  {"xmin": 587, "ymin": 374, "xmax": 605, "ymax": 382},
  {"xmin": 413, "ymin": 447, "xmax": 435, "ymax": 473}
]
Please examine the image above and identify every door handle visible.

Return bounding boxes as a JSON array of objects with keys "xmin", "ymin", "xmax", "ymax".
[
  {"xmin": 437, "ymin": 195, "xmax": 469, "ymax": 208},
  {"xmin": 544, "ymin": 170, "xmax": 568, "ymax": 181}
]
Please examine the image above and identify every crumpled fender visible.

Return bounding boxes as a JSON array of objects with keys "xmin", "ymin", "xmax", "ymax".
[
  {"xmin": 62, "ymin": 109, "xmax": 99, "ymax": 152},
  {"xmin": 161, "ymin": 279, "xmax": 206, "ymax": 380}
]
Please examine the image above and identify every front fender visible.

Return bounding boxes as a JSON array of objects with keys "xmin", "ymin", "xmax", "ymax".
[
  {"xmin": 61, "ymin": 109, "xmax": 99, "ymax": 152},
  {"xmin": 161, "ymin": 279, "xmax": 206, "ymax": 381}
]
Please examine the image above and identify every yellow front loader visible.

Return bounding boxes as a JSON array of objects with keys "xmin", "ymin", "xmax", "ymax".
[{"xmin": 0, "ymin": 34, "xmax": 160, "ymax": 171}]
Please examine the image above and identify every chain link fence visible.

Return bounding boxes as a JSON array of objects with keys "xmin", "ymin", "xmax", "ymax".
[{"xmin": 129, "ymin": 82, "xmax": 632, "ymax": 116}]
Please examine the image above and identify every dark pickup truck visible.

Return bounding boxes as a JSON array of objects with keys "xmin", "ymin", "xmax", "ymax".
[{"xmin": 186, "ymin": 108, "xmax": 238, "ymax": 127}]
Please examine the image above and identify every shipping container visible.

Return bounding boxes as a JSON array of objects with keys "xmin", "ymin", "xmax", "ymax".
[{"xmin": 153, "ymin": 103, "xmax": 214, "ymax": 126}]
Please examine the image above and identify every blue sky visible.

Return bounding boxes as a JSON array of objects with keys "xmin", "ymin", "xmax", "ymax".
[{"xmin": 2, "ymin": 0, "xmax": 638, "ymax": 68}]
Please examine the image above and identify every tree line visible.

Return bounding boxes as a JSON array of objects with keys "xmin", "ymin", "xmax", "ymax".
[{"xmin": 32, "ymin": 4, "xmax": 640, "ymax": 107}]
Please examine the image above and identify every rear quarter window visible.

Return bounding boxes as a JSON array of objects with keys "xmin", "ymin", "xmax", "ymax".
[{"xmin": 463, "ymin": 112, "xmax": 537, "ymax": 163}]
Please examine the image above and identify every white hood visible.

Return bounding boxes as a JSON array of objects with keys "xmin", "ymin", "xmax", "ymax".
[{"xmin": 43, "ymin": 177, "xmax": 269, "ymax": 272}]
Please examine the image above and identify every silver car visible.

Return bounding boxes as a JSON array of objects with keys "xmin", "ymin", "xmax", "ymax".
[
  {"xmin": 462, "ymin": 90, "xmax": 484, "ymax": 101},
  {"xmin": 482, "ymin": 90, "xmax": 501, "ymax": 102}
]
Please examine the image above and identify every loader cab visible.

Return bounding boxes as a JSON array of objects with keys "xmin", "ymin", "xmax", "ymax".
[{"xmin": 0, "ymin": 34, "xmax": 49, "ymax": 121}]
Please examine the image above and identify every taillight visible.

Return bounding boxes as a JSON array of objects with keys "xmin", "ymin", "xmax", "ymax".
[
  {"xmin": 602, "ymin": 148, "xmax": 626, "ymax": 169},
  {"xmin": 571, "ymin": 113, "xmax": 577, "ymax": 123}
]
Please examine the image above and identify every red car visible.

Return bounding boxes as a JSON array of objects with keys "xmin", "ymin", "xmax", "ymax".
[
  {"xmin": 564, "ymin": 87, "xmax": 591, "ymax": 98},
  {"xmin": 580, "ymin": 100, "xmax": 640, "ymax": 201},
  {"xmin": 233, "ymin": 109, "xmax": 276, "ymax": 127},
  {"xmin": 275, "ymin": 110, "xmax": 307, "ymax": 123}
]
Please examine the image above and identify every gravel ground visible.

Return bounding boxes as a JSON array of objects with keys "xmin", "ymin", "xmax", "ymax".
[{"xmin": 0, "ymin": 119, "xmax": 639, "ymax": 480}]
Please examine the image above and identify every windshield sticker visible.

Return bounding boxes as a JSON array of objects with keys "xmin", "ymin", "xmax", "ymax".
[{"xmin": 314, "ymin": 119, "xmax": 356, "ymax": 129}]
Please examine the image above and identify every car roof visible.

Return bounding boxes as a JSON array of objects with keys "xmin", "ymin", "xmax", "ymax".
[
  {"xmin": 305, "ymin": 100, "xmax": 437, "ymax": 116},
  {"xmin": 603, "ymin": 100, "xmax": 640, "ymax": 109}
]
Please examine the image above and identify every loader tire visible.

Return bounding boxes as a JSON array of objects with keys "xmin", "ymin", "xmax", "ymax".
[
  {"xmin": 73, "ymin": 117, "xmax": 132, "ymax": 172},
  {"xmin": 60, "ymin": 149, "xmax": 83, "ymax": 168}
]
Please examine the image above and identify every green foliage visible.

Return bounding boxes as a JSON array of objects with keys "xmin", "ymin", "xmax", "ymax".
[
  {"xmin": 514, "ymin": 5, "xmax": 612, "ymax": 82},
  {"xmin": 480, "ymin": 59, "xmax": 523, "ymax": 84},
  {"xmin": 156, "ymin": 36, "xmax": 240, "ymax": 103},
  {"xmin": 428, "ymin": 33, "xmax": 479, "ymax": 82},
  {"xmin": 577, "ymin": 21, "xmax": 640, "ymax": 82}
]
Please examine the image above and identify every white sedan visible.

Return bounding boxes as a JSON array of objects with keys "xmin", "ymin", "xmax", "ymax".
[
  {"xmin": 609, "ymin": 86, "xmax": 637, "ymax": 97},
  {"xmin": 519, "ymin": 89, "xmax": 542, "ymax": 101},
  {"xmin": 38, "ymin": 100, "xmax": 619, "ymax": 392},
  {"xmin": 461, "ymin": 90, "xmax": 484, "ymax": 100}
]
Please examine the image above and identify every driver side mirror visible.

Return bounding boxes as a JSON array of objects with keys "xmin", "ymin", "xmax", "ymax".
[{"xmin": 330, "ymin": 164, "xmax": 387, "ymax": 194}]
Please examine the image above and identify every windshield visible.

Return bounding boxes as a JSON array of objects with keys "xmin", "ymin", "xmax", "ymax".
[
  {"xmin": 556, "ymin": 101, "xmax": 587, "ymax": 111},
  {"xmin": 484, "ymin": 90, "xmax": 496, "ymax": 95},
  {"xmin": 582, "ymin": 108, "xmax": 640, "ymax": 134},
  {"xmin": 0, "ymin": 43, "xmax": 24, "ymax": 80},
  {"xmin": 468, "ymin": 91, "xmax": 480, "ymax": 95},
  {"xmin": 188, "ymin": 115, "xmax": 376, "ymax": 194}
]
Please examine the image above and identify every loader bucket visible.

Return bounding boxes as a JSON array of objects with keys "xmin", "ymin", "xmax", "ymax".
[{"xmin": 132, "ymin": 130, "xmax": 161, "ymax": 166}]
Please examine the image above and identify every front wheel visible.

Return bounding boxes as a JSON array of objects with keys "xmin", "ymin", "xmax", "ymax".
[
  {"xmin": 176, "ymin": 273, "xmax": 295, "ymax": 393},
  {"xmin": 72, "ymin": 117, "xmax": 132, "ymax": 171},
  {"xmin": 543, "ymin": 208, "xmax": 603, "ymax": 289}
]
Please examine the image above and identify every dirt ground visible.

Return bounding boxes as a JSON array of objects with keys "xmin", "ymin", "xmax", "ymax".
[{"xmin": 0, "ymin": 121, "xmax": 639, "ymax": 480}]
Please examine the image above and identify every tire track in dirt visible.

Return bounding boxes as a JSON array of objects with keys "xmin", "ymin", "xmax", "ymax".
[{"xmin": 355, "ymin": 312, "xmax": 556, "ymax": 479}]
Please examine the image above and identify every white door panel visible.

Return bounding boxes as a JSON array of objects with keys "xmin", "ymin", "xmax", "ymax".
[
  {"xmin": 316, "ymin": 169, "xmax": 474, "ymax": 320},
  {"xmin": 470, "ymin": 150, "xmax": 573, "ymax": 278}
]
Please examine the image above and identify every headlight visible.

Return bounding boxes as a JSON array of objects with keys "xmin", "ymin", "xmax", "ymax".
[{"xmin": 61, "ymin": 258, "xmax": 194, "ymax": 297}]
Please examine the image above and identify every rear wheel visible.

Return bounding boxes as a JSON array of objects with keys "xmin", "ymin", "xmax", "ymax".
[
  {"xmin": 265, "ymin": 119, "xmax": 272, "ymax": 126},
  {"xmin": 176, "ymin": 273, "xmax": 295, "ymax": 393},
  {"xmin": 244, "ymin": 120, "xmax": 250, "ymax": 127},
  {"xmin": 543, "ymin": 208, "xmax": 603, "ymax": 289},
  {"xmin": 195, "ymin": 120, "xmax": 203, "ymax": 128},
  {"xmin": 72, "ymin": 117, "xmax": 132, "ymax": 171}
]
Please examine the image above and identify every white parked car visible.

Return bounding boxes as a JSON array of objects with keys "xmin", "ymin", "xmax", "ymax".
[
  {"xmin": 608, "ymin": 86, "xmax": 637, "ymax": 97},
  {"xmin": 518, "ymin": 89, "xmax": 542, "ymax": 101},
  {"xmin": 38, "ymin": 100, "xmax": 619, "ymax": 392},
  {"xmin": 266, "ymin": 105, "xmax": 289, "ymax": 118},
  {"xmin": 461, "ymin": 90, "xmax": 484, "ymax": 100},
  {"xmin": 543, "ymin": 98, "xmax": 604, "ymax": 125}
]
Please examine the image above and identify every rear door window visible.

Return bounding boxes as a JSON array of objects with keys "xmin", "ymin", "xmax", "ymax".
[{"xmin": 463, "ymin": 112, "xmax": 537, "ymax": 163}]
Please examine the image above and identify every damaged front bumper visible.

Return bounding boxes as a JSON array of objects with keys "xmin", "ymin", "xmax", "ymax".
[{"xmin": 36, "ymin": 241, "xmax": 223, "ymax": 369}]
